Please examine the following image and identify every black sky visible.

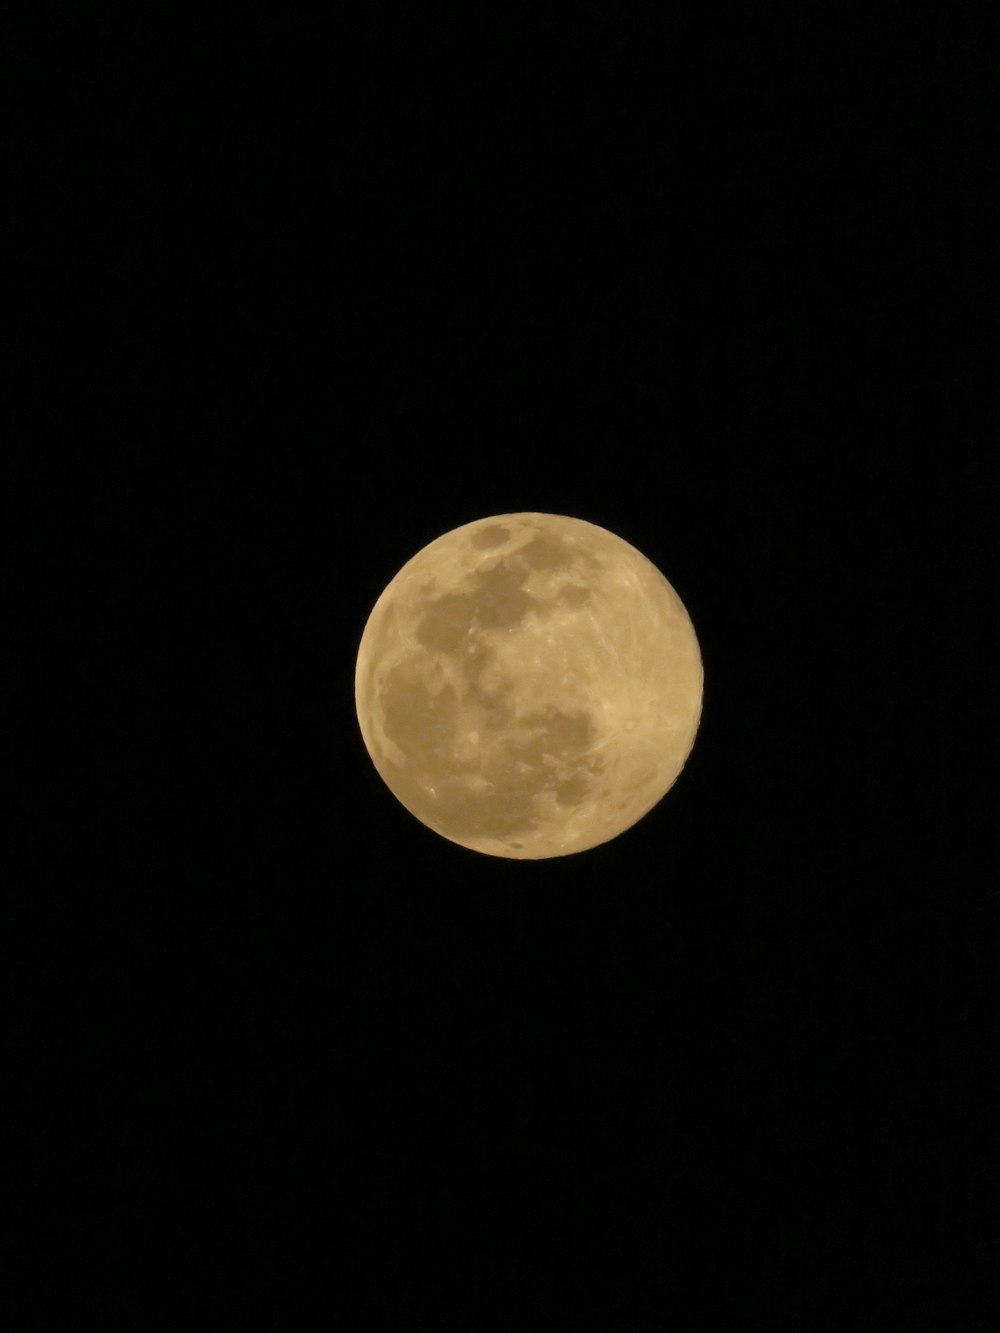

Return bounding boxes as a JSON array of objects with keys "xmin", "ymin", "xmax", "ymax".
[{"xmin": 10, "ymin": 5, "xmax": 997, "ymax": 1329}]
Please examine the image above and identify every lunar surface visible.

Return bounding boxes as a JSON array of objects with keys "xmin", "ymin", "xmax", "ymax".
[{"xmin": 354, "ymin": 513, "xmax": 703, "ymax": 859}]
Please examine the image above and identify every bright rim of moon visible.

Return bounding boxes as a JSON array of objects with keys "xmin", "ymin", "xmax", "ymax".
[{"xmin": 354, "ymin": 513, "xmax": 703, "ymax": 860}]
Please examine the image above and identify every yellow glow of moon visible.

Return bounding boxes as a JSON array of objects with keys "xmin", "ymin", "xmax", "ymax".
[{"xmin": 354, "ymin": 513, "xmax": 703, "ymax": 859}]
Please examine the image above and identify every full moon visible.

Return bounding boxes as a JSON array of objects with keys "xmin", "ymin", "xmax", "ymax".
[{"xmin": 354, "ymin": 513, "xmax": 703, "ymax": 859}]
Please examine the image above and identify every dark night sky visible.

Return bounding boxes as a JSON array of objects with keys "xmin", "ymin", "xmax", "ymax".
[{"xmin": 10, "ymin": 5, "xmax": 997, "ymax": 1328}]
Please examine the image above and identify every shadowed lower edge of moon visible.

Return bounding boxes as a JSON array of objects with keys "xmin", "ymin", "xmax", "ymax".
[{"xmin": 376, "ymin": 678, "xmax": 607, "ymax": 849}]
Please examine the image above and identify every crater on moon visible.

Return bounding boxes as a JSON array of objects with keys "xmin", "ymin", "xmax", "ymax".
[
  {"xmin": 470, "ymin": 524, "xmax": 510, "ymax": 550},
  {"xmin": 355, "ymin": 512, "xmax": 703, "ymax": 859}
]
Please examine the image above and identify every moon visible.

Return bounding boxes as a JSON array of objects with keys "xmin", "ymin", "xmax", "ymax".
[{"xmin": 354, "ymin": 513, "xmax": 703, "ymax": 859}]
